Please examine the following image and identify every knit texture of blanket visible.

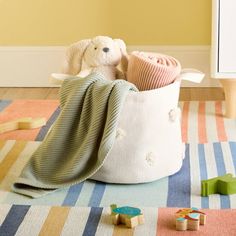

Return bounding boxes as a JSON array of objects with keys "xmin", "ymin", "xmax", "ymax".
[
  {"xmin": 127, "ymin": 51, "xmax": 181, "ymax": 91},
  {"xmin": 12, "ymin": 73, "xmax": 138, "ymax": 198}
]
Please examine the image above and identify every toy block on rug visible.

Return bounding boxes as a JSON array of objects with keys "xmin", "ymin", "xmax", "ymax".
[
  {"xmin": 175, "ymin": 207, "xmax": 206, "ymax": 231},
  {"xmin": 110, "ymin": 204, "xmax": 144, "ymax": 228},
  {"xmin": 0, "ymin": 117, "xmax": 46, "ymax": 134},
  {"xmin": 201, "ymin": 173, "xmax": 236, "ymax": 196}
]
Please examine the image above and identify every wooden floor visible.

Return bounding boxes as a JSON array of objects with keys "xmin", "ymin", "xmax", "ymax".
[{"xmin": 0, "ymin": 87, "xmax": 225, "ymax": 101}]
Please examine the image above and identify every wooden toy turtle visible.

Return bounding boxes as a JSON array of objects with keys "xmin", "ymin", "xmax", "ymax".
[{"xmin": 110, "ymin": 204, "xmax": 144, "ymax": 228}]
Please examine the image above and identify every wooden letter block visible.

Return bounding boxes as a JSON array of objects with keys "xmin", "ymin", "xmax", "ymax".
[
  {"xmin": 201, "ymin": 173, "xmax": 236, "ymax": 196},
  {"xmin": 0, "ymin": 117, "xmax": 46, "ymax": 134}
]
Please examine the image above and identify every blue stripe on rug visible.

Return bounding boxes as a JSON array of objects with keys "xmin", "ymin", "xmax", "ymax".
[
  {"xmin": 167, "ymin": 143, "xmax": 190, "ymax": 207},
  {"xmin": 0, "ymin": 205, "xmax": 30, "ymax": 236},
  {"xmin": 198, "ymin": 144, "xmax": 209, "ymax": 208},
  {"xmin": 100, "ymin": 177, "xmax": 168, "ymax": 207},
  {"xmin": 88, "ymin": 182, "xmax": 106, "ymax": 207},
  {"xmin": 229, "ymin": 142, "xmax": 236, "ymax": 173},
  {"xmin": 213, "ymin": 142, "xmax": 230, "ymax": 208},
  {"xmin": 35, "ymin": 106, "xmax": 60, "ymax": 141},
  {"xmin": 62, "ymin": 183, "xmax": 84, "ymax": 206},
  {"xmin": 82, "ymin": 207, "xmax": 103, "ymax": 236},
  {"xmin": 0, "ymin": 100, "xmax": 12, "ymax": 112}
]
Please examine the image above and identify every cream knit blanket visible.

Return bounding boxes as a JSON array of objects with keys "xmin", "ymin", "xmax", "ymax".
[{"xmin": 13, "ymin": 73, "xmax": 137, "ymax": 198}]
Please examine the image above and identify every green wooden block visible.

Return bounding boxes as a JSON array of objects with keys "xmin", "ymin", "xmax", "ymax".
[
  {"xmin": 201, "ymin": 173, "xmax": 233, "ymax": 196},
  {"xmin": 218, "ymin": 178, "xmax": 236, "ymax": 195}
]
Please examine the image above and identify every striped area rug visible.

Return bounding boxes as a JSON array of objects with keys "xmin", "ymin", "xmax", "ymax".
[
  {"xmin": 0, "ymin": 205, "xmax": 236, "ymax": 236},
  {"xmin": 1, "ymin": 140, "xmax": 236, "ymax": 209},
  {"xmin": 1, "ymin": 100, "xmax": 236, "ymax": 235},
  {"xmin": 180, "ymin": 101, "xmax": 236, "ymax": 143},
  {"xmin": 1, "ymin": 100, "xmax": 236, "ymax": 143},
  {"xmin": 0, "ymin": 100, "xmax": 60, "ymax": 141}
]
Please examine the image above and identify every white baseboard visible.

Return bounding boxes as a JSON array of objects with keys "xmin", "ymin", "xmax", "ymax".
[
  {"xmin": 0, "ymin": 47, "xmax": 65, "ymax": 87},
  {"xmin": 0, "ymin": 46, "xmax": 219, "ymax": 87}
]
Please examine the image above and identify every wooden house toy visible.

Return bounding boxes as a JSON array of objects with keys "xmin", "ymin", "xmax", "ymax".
[
  {"xmin": 175, "ymin": 207, "xmax": 206, "ymax": 231},
  {"xmin": 110, "ymin": 204, "xmax": 144, "ymax": 228}
]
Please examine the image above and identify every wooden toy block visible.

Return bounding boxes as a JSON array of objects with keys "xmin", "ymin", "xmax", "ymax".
[
  {"xmin": 0, "ymin": 117, "xmax": 46, "ymax": 134},
  {"xmin": 201, "ymin": 173, "xmax": 236, "ymax": 196},
  {"xmin": 175, "ymin": 207, "xmax": 206, "ymax": 231},
  {"xmin": 110, "ymin": 204, "xmax": 144, "ymax": 228},
  {"xmin": 218, "ymin": 178, "xmax": 236, "ymax": 195}
]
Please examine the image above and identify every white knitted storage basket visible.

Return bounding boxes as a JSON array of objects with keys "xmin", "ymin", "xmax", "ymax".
[
  {"xmin": 91, "ymin": 80, "xmax": 185, "ymax": 183},
  {"xmin": 50, "ymin": 69, "xmax": 203, "ymax": 184}
]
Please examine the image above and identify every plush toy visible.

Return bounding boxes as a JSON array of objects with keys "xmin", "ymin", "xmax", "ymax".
[{"xmin": 60, "ymin": 36, "xmax": 128, "ymax": 81}]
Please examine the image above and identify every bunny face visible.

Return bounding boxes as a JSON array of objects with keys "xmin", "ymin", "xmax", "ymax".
[
  {"xmin": 63, "ymin": 36, "xmax": 128, "ymax": 76},
  {"xmin": 83, "ymin": 36, "xmax": 122, "ymax": 67}
]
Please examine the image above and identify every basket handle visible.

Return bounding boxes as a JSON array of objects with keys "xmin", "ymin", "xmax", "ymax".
[{"xmin": 178, "ymin": 68, "xmax": 205, "ymax": 83}]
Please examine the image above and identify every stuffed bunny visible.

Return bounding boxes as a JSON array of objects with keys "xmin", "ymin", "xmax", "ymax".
[{"xmin": 61, "ymin": 36, "xmax": 128, "ymax": 81}]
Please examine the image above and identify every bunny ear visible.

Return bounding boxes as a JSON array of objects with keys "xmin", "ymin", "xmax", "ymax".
[
  {"xmin": 114, "ymin": 39, "xmax": 129, "ymax": 73},
  {"xmin": 62, "ymin": 39, "xmax": 91, "ymax": 75}
]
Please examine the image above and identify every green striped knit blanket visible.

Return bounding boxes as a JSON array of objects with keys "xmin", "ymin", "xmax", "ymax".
[{"xmin": 13, "ymin": 73, "xmax": 137, "ymax": 198}]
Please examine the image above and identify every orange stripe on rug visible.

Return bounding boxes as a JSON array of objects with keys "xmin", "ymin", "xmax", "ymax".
[
  {"xmin": 0, "ymin": 100, "xmax": 59, "ymax": 141},
  {"xmin": 39, "ymin": 206, "xmax": 70, "ymax": 236},
  {"xmin": 156, "ymin": 208, "xmax": 176, "ymax": 235},
  {"xmin": 0, "ymin": 141, "xmax": 27, "ymax": 183},
  {"xmin": 198, "ymin": 102, "xmax": 207, "ymax": 143},
  {"xmin": 181, "ymin": 102, "xmax": 189, "ymax": 143},
  {"xmin": 215, "ymin": 101, "xmax": 227, "ymax": 141}
]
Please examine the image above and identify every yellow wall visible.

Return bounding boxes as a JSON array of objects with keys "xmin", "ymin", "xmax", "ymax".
[{"xmin": 0, "ymin": 0, "xmax": 211, "ymax": 46}]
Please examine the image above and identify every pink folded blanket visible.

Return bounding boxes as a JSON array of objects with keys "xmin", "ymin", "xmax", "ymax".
[{"xmin": 127, "ymin": 51, "xmax": 181, "ymax": 91}]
